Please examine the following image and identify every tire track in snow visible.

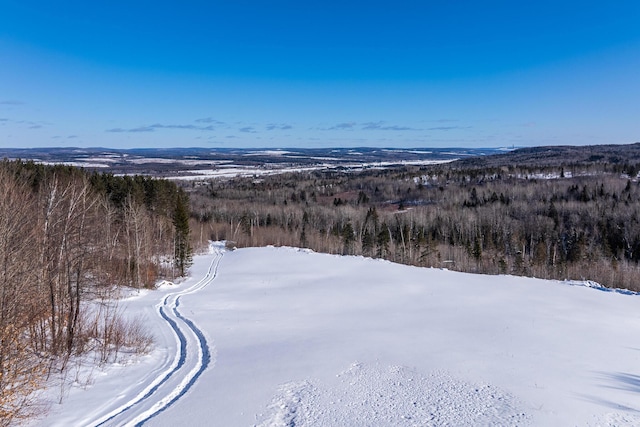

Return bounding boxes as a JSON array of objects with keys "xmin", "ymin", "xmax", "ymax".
[
  {"xmin": 88, "ymin": 247, "xmax": 223, "ymax": 427},
  {"xmin": 133, "ymin": 300, "xmax": 213, "ymax": 426}
]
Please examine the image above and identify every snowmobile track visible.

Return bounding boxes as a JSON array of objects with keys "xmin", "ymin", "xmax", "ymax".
[{"xmin": 87, "ymin": 248, "xmax": 224, "ymax": 427}]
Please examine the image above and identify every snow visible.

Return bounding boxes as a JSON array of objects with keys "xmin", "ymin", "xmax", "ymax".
[
  {"xmin": 167, "ymin": 160, "xmax": 456, "ymax": 180},
  {"xmin": 127, "ymin": 158, "xmax": 232, "ymax": 166},
  {"xmin": 256, "ymin": 364, "xmax": 528, "ymax": 426},
  {"xmin": 243, "ymin": 150, "xmax": 295, "ymax": 156},
  {"xmin": 38, "ymin": 161, "xmax": 112, "ymax": 168},
  {"xmin": 32, "ymin": 244, "xmax": 640, "ymax": 426},
  {"xmin": 166, "ymin": 165, "xmax": 333, "ymax": 180}
]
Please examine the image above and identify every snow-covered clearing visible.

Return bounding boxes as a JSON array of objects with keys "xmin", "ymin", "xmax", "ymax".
[{"xmin": 34, "ymin": 244, "xmax": 640, "ymax": 426}]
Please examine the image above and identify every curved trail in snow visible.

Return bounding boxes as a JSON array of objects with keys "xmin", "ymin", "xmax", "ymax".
[{"xmin": 87, "ymin": 246, "xmax": 224, "ymax": 427}]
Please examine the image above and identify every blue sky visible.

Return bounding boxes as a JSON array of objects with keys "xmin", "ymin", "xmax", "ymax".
[{"xmin": 1, "ymin": 1, "xmax": 639, "ymax": 149}]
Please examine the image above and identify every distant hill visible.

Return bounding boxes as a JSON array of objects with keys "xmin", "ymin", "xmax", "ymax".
[
  {"xmin": 456, "ymin": 142, "xmax": 640, "ymax": 168},
  {"xmin": 0, "ymin": 146, "xmax": 503, "ymax": 177},
  {"xmin": 5, "ymin": 143, "xmax": 640, "ymax": 178}
]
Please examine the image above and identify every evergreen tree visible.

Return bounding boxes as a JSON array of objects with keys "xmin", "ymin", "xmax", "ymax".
[
  {"xmin": 173, "ymin": 189, "xmax": 192, "ymax": 276},
  {"xmin": 341, "ymin": 221, "xmax": 355, "ymax": 254},
  {"xmin": 376, "ymin": 223, "xmax": 391, "ymax": 258}
]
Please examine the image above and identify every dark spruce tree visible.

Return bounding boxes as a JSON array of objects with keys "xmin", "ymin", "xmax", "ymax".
[{"xmin": 173, "ymin": 189, "xmax": 192, "ymax": 276}]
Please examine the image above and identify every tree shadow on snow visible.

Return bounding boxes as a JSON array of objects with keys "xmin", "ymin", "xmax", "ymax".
[
  {"xmin": 578, "ymin": 372, "xmax": 640, "ymax": 413},
  {"xmin": 601, "ymin": 372, "xmax": 640, "ymax": 394}
]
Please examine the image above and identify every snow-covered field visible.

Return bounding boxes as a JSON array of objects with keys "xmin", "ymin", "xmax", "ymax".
[
  {"xmin": 34, "ymin": 244, "xmax": 640, "ymax": 426},
  {"xmin": 166, "ymin": 159, "xmax": 456, "ymax": 181}
]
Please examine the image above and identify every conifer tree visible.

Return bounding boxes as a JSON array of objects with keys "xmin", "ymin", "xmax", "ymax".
[{"xmin": 173, "ymin": 189, "xmax": 192, "ymax": 276}]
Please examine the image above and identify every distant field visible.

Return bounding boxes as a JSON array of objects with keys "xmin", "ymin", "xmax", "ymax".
[{"xmin": 0, "ymin": 146, "xmax": 503, "ymax": 178}]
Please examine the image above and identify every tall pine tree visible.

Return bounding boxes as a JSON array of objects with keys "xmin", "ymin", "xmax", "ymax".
[{"xmin": 173, "ymin": 189, "xmax": 192, "ymax": 276}]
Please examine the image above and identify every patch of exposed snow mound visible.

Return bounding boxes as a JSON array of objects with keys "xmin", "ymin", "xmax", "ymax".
[
  {"xmin": 588, "ymin": 412, "xmax": 640, "ymax": 427},
  {"xmin": 256, "ymin": 362, "xmax": 529, "ymax": 427}
]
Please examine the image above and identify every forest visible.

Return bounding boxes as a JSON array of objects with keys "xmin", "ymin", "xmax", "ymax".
[
  {"xmin": 187, "ymin": 145, "xmax": 640, "ymax": 292},
  {"xmin": 0, "ymin": 160, "xmax": 190, "ymax": 426}
]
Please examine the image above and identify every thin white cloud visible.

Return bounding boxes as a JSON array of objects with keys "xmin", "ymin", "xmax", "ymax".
[
  {"xmin": 195, "ymin": 117, "xmax": 225, "ymax": 125},
  {"xmin": 106, "ymin": 126, "xmax": 155, "ymax": 133},
  {"xmin": 5, "ymin": 119, "xmax": 49, "ymax": 129},
  {"xmin": 266, "ymin": 123, "xmax": 293, "ymax": 131},
  {"xmin": 151, "ymin": 123, "xmax": 215, "ymax": 131},
  {"xmin": 106, "ymin": 122, "xmax": 216, "ymax": 133},
  {"xmin": 362, "ymin": 121, "xmax": 419, "ymax": 131},
  {"xmin": 328, "ymin": 122, "xmax": 357, "ymax": 130},
  {"xmin": 324, "ymin": 121, "xmax": 419, "ymax": 131},
  {"xmin": 428, "ymin": 126, "xmax": 472, "ymax": 131}
]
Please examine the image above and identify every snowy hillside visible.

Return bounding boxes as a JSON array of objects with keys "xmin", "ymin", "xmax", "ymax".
[{"xmin": 34, "ymin": 244, "xmax": 640, "ymax": 426}]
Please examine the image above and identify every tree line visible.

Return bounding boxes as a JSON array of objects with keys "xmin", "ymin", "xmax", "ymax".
[
  {"xmin": 187, "ymin": 159, "xmax": 640, "ymax": 292},
  {"xmin": 0, "ymin": 160, "xmax": 191, "ymax": 425}
]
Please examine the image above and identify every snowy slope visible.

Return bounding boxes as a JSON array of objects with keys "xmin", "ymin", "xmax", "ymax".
[{"xmin": 35, "ymin": 245, "xmax": 640, "ymax": 426}]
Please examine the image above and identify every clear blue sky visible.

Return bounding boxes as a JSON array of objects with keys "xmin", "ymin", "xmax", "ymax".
[{"xmin": 1, "ymin": 1, "xmax": 639, "ymax": 149}]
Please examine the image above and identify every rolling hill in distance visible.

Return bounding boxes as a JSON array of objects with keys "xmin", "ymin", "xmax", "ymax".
[{"xmin": 2, "ymin": 143, "xmax": 640, "ymax": 179}]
